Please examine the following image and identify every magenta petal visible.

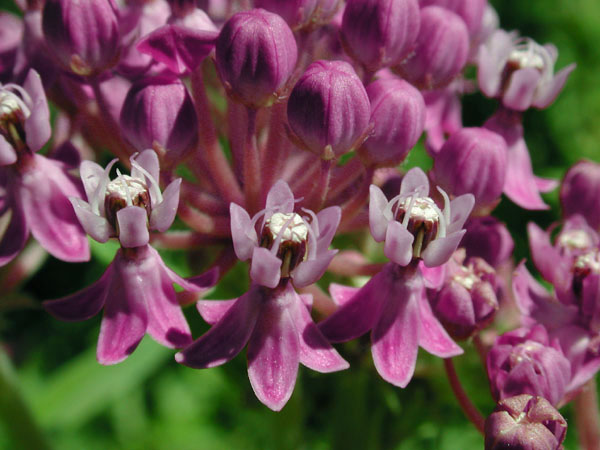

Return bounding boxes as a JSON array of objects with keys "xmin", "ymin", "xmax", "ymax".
[
  {"xmin": 447, "ymin": 194, "xmax": 475, "ymax": 235},
  {"xmin": 319, "ymin": 267, "xmax": 389, "ymax": 342},
  {"xmin": 23, "ymin": 69, "xmax": 51, "ymax": 152},
  {"xmin": 0, "ymin": 135, "xmax": 17, "ymax": 166},
  {"xmin": 247, "ymin": 297, "xmax": 300, "ymax": 411},
  {"xmin": 166, "ymin": 265, "xmax": 219, "ymax": 294},
  {"xmin": 292, "ymin": 249, "xmax": 337, "ymax": 288},
  {"xmin": 502, "ymin": 68, "xmax": 541, "ymax": 111},
  {"xmin": 533, "ymin": 63, "xmax": 576, "ymax": 109},
  {"xmin": 400, "ymin": 167, "xmax": 430, "ymax": 197},
  {"xmin": 418, "ymin": 289, "xmax": 463, "ymax": 357},
  {"xmin": 50, "ymin": 141, "xmax": 81, "ymax": 169},
  {"xmin": 196, "ymin": 299, "xmax": 237, "ymax": 325},
  {"xmin": 175, "ymin": 286, "xmax": 262, "ymax": 368},
  {"xmin": 0, "ymin": 204, "xmax": 28, "ymax": 267},
  {"xmin": 527, "ymin": 222, "xmax": 569, "ymax": 289},
  {"xmin": 116, "ymin": 206, "xmax": 150, "ymax": 248},
  {"xmin": 44, "ymin": 264, "xmax": 112, "ymax": 321},
  {"xmin": 287, "ymin": 286, "xmax": 348, "ymax": 373},
  {"xmin": 371, "ymin": 283, "xmax": 420, "ymax": 388},
  {"xmin": 250, "ymin": 247, "xmax": 282, "ymax": 288},
  {"xmin": 329, "ymin": 283, "xmax": 361, "ymax": 307},
  {"xmin": 266, "ymin": 179, "xmax": 295, "ymax": 213},
  {"xmin": 316, "ymin": 206, "xmax": 341, "ymax": 249},
  {"xmin": 150, "ymin": 178, "xmax": 181, "ymax": 232},
  {"xmin": 384, "ymin": 221, "xmax": 414, "ymax": 266},
  {"xmin": 419, "ymin": 262, "xmax": 446, "ymax": 289},
  {"xmin": 230, "ymin": 202, "xmax": 258, "ymax": 261},
  {"xmin": 535, "ymin": 176, "xmax": 559, "ymax": 193},
  {"xmin": 70, "ymin": 198, "xmax": 112, "ymax": 242},
  {"xmin": 504, "ymin": 137, "xmax": 550, "ymax": 210},
  {"xmin": 369, "ymin": 184, "xmax": 390, "ymax": 242},
  {"xmin": 421, "ymin": 231, "xmax": 465, "ymax": 267},
  {"xmin": 137, "ymin": 25, "xmax": 217, "ymax": 74}
]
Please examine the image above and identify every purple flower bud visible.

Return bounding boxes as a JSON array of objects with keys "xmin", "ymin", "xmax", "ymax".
[
  {"xmin": 0, "ymin": 12, "xmax": 23, "ymax": 83},
  {"xmin": 485, "ymin": 395, "xmax": 567, "ymax": 450},
  {"xmin": 167, "ymin": 0, "xmax": 198, "ymax": 17},
  {"xmin": 418, "ymin": 0, "xmax": 487, "ymax": 38},
  {"xmin": 120, "ymin": 76, "xmax": 198, "ymax": 161},
  {"xmin": 42, "ymin": 0, "xmax": 120, "ymax": 77},
  {"xmin": 215, "ymin": 9, "xmax": 298, "ymax": 108},
  {"xmin": 461, "ymin": 216, "xmax": 514, "ymax": 267},
  {"xmin": 433, "ymin": 127, "xmax": 507, "ymax": 213},
  {"xmin": 287, "ymin": 60, "xmax": 371, "ymax": 158},
  {"xmin": 432, "ymin": 251, "xmax": 498, "ymax": 340},
  {"xmin": 560, "ymin": 160, "xmax": 600, "ymax": 230},
  {"xmin": 341, "ymin": 0, "xmax": 420, "ymax": 72},
  {"xmin": 396, "ymin": 6, "xmax": 469, "ymax": 89},
  {"xmin": 486, "ymin": 325, "xmax": 571, "ymax": 406},
  {"xmin": 358, "ymin": 77, "xmax": 425, "ymax": 167},
  {"xmin": 254, "ymin": 0, "xmax": 341, "ymax": 30}
]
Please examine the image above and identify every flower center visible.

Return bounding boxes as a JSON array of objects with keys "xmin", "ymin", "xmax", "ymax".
[
  {"xmin": 261, "ymin": 212, "xmax": 310, "ymax": 277},
  {"xmin": 557, "ymin": 229, "xmax": 594, "ymax": 253},
  {"xmin": 104, "ymin": 175, "xmax": 151, "ymax": 229},
  {"xmin": 509, "ymin": 341, "xmax": 545, "ymax": 368},
  {"xmin": 395, "ymin": 196, "xmax": 441, "ymax": 258},
  {"xmin": 507, "ymin": 43, "xmax": 546, "ymax": 71},
  {"xmin": 0, "ymin": 89, "xmax": 30, "ymax": 149}
]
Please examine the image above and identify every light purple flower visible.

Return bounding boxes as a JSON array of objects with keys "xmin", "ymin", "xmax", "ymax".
[
  {"xmin": 478, "ymin": 29, "xmax": 575, "ymax": 111},
  {"xmin": 71, "ymin": 149, "xmax": 182, "ymax": 248},
  {"xmin": 461, "ymin": 216, "xmax": 514, "ymax": 267},
  {"xmin": 560, "ymin": 160, "xmax": 600, "ymax": 231},
  {"xmin": 230, "ymin": 180, "xmax": 340, "ymax": 289},
  {"xmin": 44, "ymin": 244, "xmax": 218, "ymax": 364}
]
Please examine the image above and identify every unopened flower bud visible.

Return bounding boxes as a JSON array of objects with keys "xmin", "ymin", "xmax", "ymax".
[
  {"xmin": 486, "ymin": 325, "xmax": 571, "ymax": 407},
  {"xmin": 560, "ymin": 160, "xmax": 600, "ymax": 230},
  {"xmin": 485, "ymin": 395, "xmax": 567, "ymax": 450},
  {"xmin": 396, "ymin": 6, "xmax": 469, "ymax": 89},
  {"xmin": 433, "ymin": 127, "xmax": 507, "ymax": 213},
  {"xmin": 254, "ymin": 0, "xmax": 341, "ymax": 30},
  {"xmin": 461, "ymin": 216, "xmax": 514, "ymax": 267},
  {"xmin": 358, "ymin": 78, "xmax": 425, "ymax": 167},
  {"xmin": 167, "ymin": 0, "xmax": 198, "ymax": 17},
  {"xmin": 120, "ymin": 76, "xmax": 198, "ymax": 162},
  {"xmin": 418, "ymin": 0, "xmax": 487, "ymax": 38},
  {"xmin": 341, "ymin": 0, "xmax": 420, "ymax": 72},
  {"xmin": 0, "ymin": 12, "xmax": 23, "ymax": 83},
  {"xmin": 42, "ymin": 0, "xmax": 120, "ymax": 76},
  {"xmin": 287, "ymin": 60, "xmax": 371, "ymax": 159},
  {"xmin": 216, "ymin": 9, "xmax": 298, "ymax": 108}
]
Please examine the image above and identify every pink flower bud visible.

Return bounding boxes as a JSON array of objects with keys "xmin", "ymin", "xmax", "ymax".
[
  {"xmin": 42, "ymin": 0, "xmax": 120, "ymax": 77},
  {"xmin": 287, "ymin": 60, "xmax": 371, "ymax": 158},
  {"xmin": 0, "ymin": 12, "xmax": 23, "ymax": 82},
  {"xmin": 120, "ymin": 76, "xmax": 198, "ymax": 161},
  {"xmin": 358, "ymin": 77, "xmax": 425, "ymax": 167},
  {"xmin": 215, "ymin": 9, "xmax": 298, "ymax": 108},
  {"xmin": 461, "ymin": 216, "xmax": 514, "ymax": 267},
  {"xmin": 396, "ymin": 6, "xmax": 469, "ymax": 89},
  {"xmin": 341, "ymin": 0, "xmax": 420, "ymax": 72},
  {"xmin": 433, "ymin": 127, "xmax": 507, "ymax": 212},
  {"xmin": 418, "ymin": 0, "xmax": 487, "ymax": 38},
  {"xmin": 254, "ymin": 0, "xmax": 341, "ymax": 30},
  {"xmin": 560, "ymin": 160, "xmax": 600, "ymax": 230},
  {"xmin": 485, "ymin": 395, "xmax": 567, "ymax": 450}
]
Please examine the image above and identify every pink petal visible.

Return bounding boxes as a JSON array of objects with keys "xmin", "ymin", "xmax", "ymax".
[
  {"xmin": 0, "ymin": 135, "xmax": 17, "ymax": 166},
  {"xmin": 502, "ymin": 68, "xmax": 542, "ymax": 111},
  {"xmin": 44, "ymin": 264, "xmax": 112, "ymax": 321},
  {"xmin": 418, "ymin": 288, "xmax": 463, "ymax": 357},
  {"xmin": 421, "ymin": 231, "xmax": 465, "ymax": 267},
  {"xmin": 535, "ymin": 176, "xmax": 559, "ymax": 193},
  {"xmin": 250, "ymin": 247, "xmax": 282, "ymax": 288},
  {"xmin": 175, "ymin": 286, "xmax": 262, "ymax": 368},
  {"xmin": 23, "ymin": 69, "xmax": 51, "ymax": 152},
  {"xmin": 70, "ymin": 197, "xmax": 112, "ymax": 243},
  {"xmin": 165, "ymin": 264, "xmax": 219, "ymax": 294},
  {"xmin": 371, "ymin": 282, "xmax": 420, "ymax": 388},
  {"xmin": 0, "ymin": 204, "xmax": 28, "ymax": 267},
  {"xmin": 196, "ymin": 299, "xmax": 237, "ymax": 325},
  {"xmin": 79, "ymin": 160, "xmax": 107, "ymax": 204},
  {"xmin": 419, "ymin": 262, "xmax": 446, "ymax": 289},
  {"xmin": 116, "ymin": 206, "xmax": 150, "ymax": 248},
  {"xmin": 292, "ymin": 249, "xmax": 337, "ymax": 288},
  {"xmin": 400, "ymin": 167, "xmax": 430, "ymax": 197},
  {"xmin": 150, "ymin": 178, "xmax": 181, "ymax": 232},
  {"xmin": 247, "ymin": 297, "xmax": 300, "ymax": 411},
  {"xmin": 369, "ymin": 184, "xmax": 390, "ymax": 242},
  {"xmin": 316, "ymin": 206, "xmax": 341, "ymax": 250},
  {"xmin": 131, "ymin": 149, "xmax": 160, "ymax": 187},
  {"xmin": 527, "ymin": 222, "xmax": 570, "ymax": 290},
  {"xmin": 384, "ymin": 221, "xmax": 414, "ymax": 266},
  {"xmin": 447, "ymin": 194, "xmax": 475, "ymax": 234},
  {"xmin": 230, "ymin": 202, "xmax": 258, "ymax": 261},
  {"xmin": 533, "ymin": 63, "xmax": 576, "ymax": 109},
  {"xmin": 266, "ymin": 179, "xmax": 295, "ymax": 213},
  {"xmin": 329, "ymin": 283, "xmax": 361, "ymax": 307}
]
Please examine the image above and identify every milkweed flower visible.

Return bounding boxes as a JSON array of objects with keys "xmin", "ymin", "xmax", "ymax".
[
  {"xmin": 0, "ymin": 69, "xmax": 89, "ymax": 266},
  {"xmin": 319, "ymin": 168, "xmax": 474, "ymax": 387},
  {"xmin": 176, "ymin": 180, "xmax": 348, "ymax": 411},
  {"xmin": 45, "ymin": 150, "xmax": 217, "ymax": 364},
  {"xmin": 560, "ymin": 160, "xmax": 600, "ymax": 231}
]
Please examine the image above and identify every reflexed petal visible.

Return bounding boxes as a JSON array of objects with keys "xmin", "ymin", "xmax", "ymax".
[
  {"xmin": 447, "ymin": 194, "xmax": 475, "ymax": 234},
  {"xmin": 369, "ymin": 184, "xmax": 390, "ymax": 242},
  {"xmin": 230, "ymin": 202, "xmax": 258, "ymax": 260},
  {"xmin": 292, "ymin": 249, "xmax": 337, "ymax": 288},
  {"xmin": 400, "ymin": 167, "xmax": 429, "ymax": 197},
  {"xmin": 166, "ymin": 264, "xmax": 219, "ymax": 294},
  {"xmin": 533, "ymin": 64, "xmax": 576, "ymax": 109},
  {"xmin": 422, "ymin": 231, "xmax": 465, "ymax": 267},
  {"xmin": 0, "ymin": 135, "xmax": 17, "ymax": 166},
  {"xmin": 79, "ymin": 160, "xmax": 107, "ymax": 204},
  {"xmin": 329, "ymin": 283, "xmax": 360, "ymax": 307},
  {"xmin": 131, "ymin": 149, "xmax": 160, "ymax": 186},
  {"xmin": 418, "ymin": 289, "xmax": 463, "ymax": 357},
  {"xmin": 247, "ymin": 298, "xmax": 300, "ymax": 411},
  {"xmin": 116, "ymin": 206, "xmax": 150, "ymax": 248},
  {"xmin": 150, "ymin": 178, "xmax": 181, "ymax": 232},
  {"xmin": 0, "ymin": 205, "xmax": 28, "ymax": 267},
  {"xmin": 197, "ymin": 299, "xmax": 237, "ymax": 325},
  {"xmin": 44, "ymin": 264, "xmax": 112, "ymax": 321},
  {"xmin": 316, "ymin": 206, "xmax": 341, "ymax": 250},
  {"xmin": 502, "ymin": 68, "xmax": 541, "ymax": 111},
  {"xmin": 50, "ymin": 141, "xmax": 81, "ymax": 169},
  {"xmin": 419, "ymin": 262, "xmax": 446, "ymax": 289},
  {"xmin": 250, "ymin": 247, "xmax": 282, "ymax": 288},
  {"xmin": 175, "ymin": 286, "xmax": 262, "ymax": 368},
  {"xmin": 535, "ymin": 176, "xmax": 559, "ymax": 193},
  {"xmin": 70, "ymin": 197, "xmax": 112, "ymax": 243},
  {"xmin": 23, "ymin": 69, "xmax": 51, "ymax": 152},
  {"xmin": 527, "ymin": 222, "xmax": 569, "ymax": 289},
  {"xmin": 371, "ymin": 283, "xmax": 420, "ymax": 388},
  {"xmin": 384, "ymin": 221, "xmax": 414, "ymax": 266},
  {"xmin": 266, "ymin": 179, "xmax": 295, "ymax": 213}
]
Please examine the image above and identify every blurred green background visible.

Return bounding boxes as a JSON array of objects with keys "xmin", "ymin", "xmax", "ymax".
[{"xmin": 0, "ymin": 0, "xmax": 598, "ymax": 448}]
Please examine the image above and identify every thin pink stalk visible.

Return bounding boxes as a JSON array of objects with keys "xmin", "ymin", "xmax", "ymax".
[
  {"xmin": 443, "ymin": 358, "xmax": 485, "ymax": 435},
  {"xmin": 227, "ymin": 99, "xmax": 247, "ymax": 180},
  {"xmin": 575, "ymin": 379, "xmax": 600, "ymax": 450},
  {"xmin": 177, "ymin": 203, "xmax": 231, "ymax": 237},
  {"xmin": 243, "ymin": 108, "xmax": 261, "ymax": 213},
  {"xmin": 299, "ymin": 284, "xmax": 338, "ymax": 318},
  {"xmin": 328, "ymin": 251, "xmax": 385, "ymax": 277},
  {"xmin": 339, "ymin": 167, "xmax": 373, "ymax": 228},
  {"xmin": 180, "ymin": 179, "xmax": 228, "ymax": 215},
  {"xmin": 261, "ymin": 102, "xmax": 290, "ymax": 200},
  {"xmin": 150, "ymin": 230, "xmax": 226, "ymax": 249}
]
